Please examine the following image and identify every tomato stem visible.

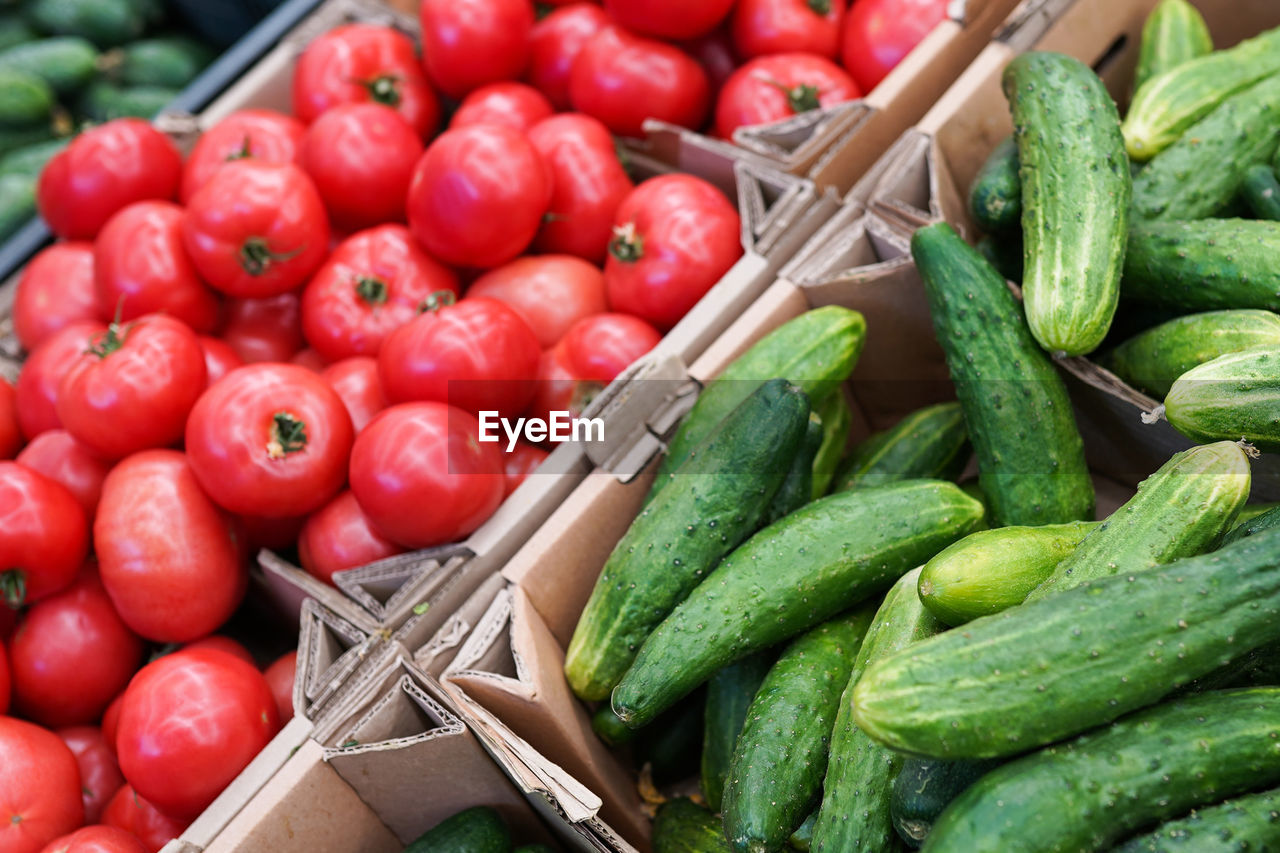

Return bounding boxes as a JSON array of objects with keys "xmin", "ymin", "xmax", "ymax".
[
  {"xmin": 85, "ymin": 301, "xmax": 129, "ymax": 359},
  {"xmin": 355, "ymin": 276, "xmax": 389, "ymax": 306},
  {"xmin": 240, "ymin": 238, "xmax": 303, "ymax": 276},
  {"xmin": 358, "ymin": 74, "xmax": 402, "ymax": 107},
  {"xmin": 755, "ymin": 73, "xmax": 823, "ymax": 114},
  {"xmin": 266, "ymin": 412, "xmax": 308, "ymax": 459},
  {"xmin": 608, "ymin": 222, "xmax": 644, "ymax": 263},
  {"xmin": 417, "ymin": 289, "xmax": 457, "ymax": 313},
  {"xmin": 0, "ymin": 570, "xmax": 26, "ymax": 610},
  {"xmin": 227, "ymin": 134, "xmax": 253, "ymax": 161},
  {"xmin": 807, "ymin": 0, "xmax": 831, "ymax": 14}
]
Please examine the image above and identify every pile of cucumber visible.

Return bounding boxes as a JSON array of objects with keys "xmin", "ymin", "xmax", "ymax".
[{"xmin": 401, "ymin": 805, "xmax": 557, "ymax": 853}]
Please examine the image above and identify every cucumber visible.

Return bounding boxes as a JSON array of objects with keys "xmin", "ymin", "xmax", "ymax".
[
  {"xmin": 912, "ymin": 222, "xmax": 1094, "ymax": 526},
  {"xmin": 23, "ymin": 0, "xmax": 144, "ymax": 47},
  {"xmin": 78, "ymin": 79, "xmax": 178, "ymax": 121},
  {"xmin": 1116, "ymin": 787, "xmax": 1280, "ymax": 852},
  {"xmin": 722, "ymin": 607, "xmax": 876, "ymax": 853},
  {"xmin": 0, "ymin": 123, "xmax": 58, "ymax": 157},
  {"xmin": 812, "ymin": 568, "xmax": 945, "ymax": 853},
  {"xmin": 853, "ymin": 529, "xmax": 1280, "ymax": 760},
  {"xmin": 611, "ymin": 480, "xmax": 984, "ymax": 729},
  {"xmin": 0, "ymin": 137, "xmax": 68, "ymax": 179},
  {"xmin": 591, "ymin": 705, "xmax": 636, "ymax": 747},
  {"xmin": 916, "ymin": 521, "xmax": 1100, "ymax": 626},
  {"xmin": 1241, "ymin": 162, "xmax": 1280, "ymax": 220},
  {"xmin": 922, "ymin": 688, "xmax": 1280, "ymax": 852},
  {"xmin": 0, "ymin": 12, "xmax": 36, "ymax": 51},
  {"xmin": 109, "ymin": 36, "xmax": 215, "ymax": 88},
  {"xmin": 832, "ymin": 402, "xmax": 969, "ymax": 494},
  {"xmin": 403, "ymin": 806, "xmax": 511, "ymax": 853},
  {"xmin": 967, "ymin": 137, "xmax": 1020, "ymax": 235},
  {"xmin": 788, "ymin": 814, "xmax": 815, "ymax": 851},
  {"xmin": 0, "ymin": 69, "xmax": 54, "ymax": 128},
  {"xmin": 513, "ymin": 846, "xmax": 558, "ymax": 853},
  {"xmin": 653, "ymin": 799, "xmax": 732, "ymax": 853},
  {"xmin": 0, "ymin": 172, "xmax": 35, "ymax": 241},
  {"xmin": 810, "ymin": 391, "xmax": 850, "ymax": 499},
  {"xmin": 974, "ymin": 234, "xmax": 1022, "ymax": 283},
  {"xmin": 1133, "ymin": 0, "xmax": 1214, "ymax": 93},
  {"xmin": 1164, "ymin": 348, "xmax": 1280, "ymax": 450},
  {"xmin": 636, "ymin": 693, "xmax": 705, "ymax": 785},
  {"xmin": 764, "ymin": 415, "xmax": 822, "ymax": 525},
  {"xmin": 1122, "ymin": 218, "xmax": 1280, "ymax": 312},
  {"xmin": 0, "ymin": 36, "xmax": 97, "ymax": 97},
  {"xmin": 1224, "ymin": 502, "xmax": 1280, "ymax": 545},
  {"xmin": 1004, "ymin": 51, "xmax": 1130, "ymax": 356},
  {"xmin": 701, "ymin": 651, "xmax": 772, "ymax": 813},
  {"xmin": 1238, "ymin": 502, "xmax": 1280, "ymax": 523},
  {"xmin": 890, "ymin": 758, "xmax": 1000, "ymax": 850}
]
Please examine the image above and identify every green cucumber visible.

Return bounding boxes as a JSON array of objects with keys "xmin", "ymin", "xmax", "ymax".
[
  {"xmin": 788, "ymin": 814, "xmax": 815, "ymax": 851},
  {"xmin": 513, "ymin": 846, "xmax": 558, "ymax": 853},
  {"xmin": 0, "ymin": 36, "xmax": 96, "ymax": 98},
  {"xmin": 722, "ymin": 607, "xmax": 876, "ymax": 853},
  {"xmin": 912, "ymin": 222, "xmax": 1094, "ymax": 526},
  {"xmin": 1164, "ymin": 348, "xmax": 1280, "ymax": 450},
  {"xmin": 916, "ymin": 521, "xmax": 1100, "ymax": 626},
  {"xmin": 832, "ymin": 402, "xmax": 969, "ymax": 494},
  {"xmin": 1004, "ymin": 51, "xmax": 1130, "ymax": 356},
  {"xmin": 23, "ymin": 0, "xmax": 144, "ymax": 47},
  {"xmin": 1241, "ymin": 162, "xmax": 1280, "ymax": 220},
  {"xmin": 1238, "ymin": 503, "xmax": 1280, "ymax": 523},
  {"xmin": 108, "ymin": 36, "xmax": 214, "ymax": 88},
  {"xmin": 0, "ymin": 137, "xmax": 68, "ymax": 178},
  {"xmin": 653, "ymin": 799, "xmax": 732, "ymax": 853},
  {"xmin": 78, "ymin": 79, "xmax": 177, "ymax": 121},
  {"xmin": 1123, "ymin": 218, "xmax": 1280, "ymax": 312},
  {"xmin": 765, "ymin": 415, "xmax": 822, "ymax": 525},
  {"xmin": 853, "ymin": 530, "xmax": 1280, "ymax": 760},
  {"xmin": 0, "ymin": 123, "xmax": 58, "ymax": 158},
  {"xmin": 0, "ymin": 172, "xmax": 35, "ymax": 241},
  {"xmin": 1116, "ymin": 787, "xmax": 1280, "ymax": 852},
  {"xmin": 968, "ymin": 137, "xmax": 1020, "ymax": 234},
  {"xmin": 590, "ymin": 705, "xmax": 636, "ymax": 747},
  {"xmin": 812, "ymin": 568, "xmax": 944, "ymax": 853},
  {"xmin": 636, "ymin": 693, "xmax": 705, "ymax": 785},
  {"xmin": 974, "ymin": 234, "xmax": 1022, "ymax": 283},
  {"xmin": 890, "ymin": 758, "xmax": 1000, "ymax": 850},
  {"xmin": 403, "ymin": 806, "xmax": 511, "ymax": 853},
  {"xmin": 810, "ymin": 390, "xmax": 850, "ymax": 499},
  {"xmin": 701, "ymin": 651, "xmax": 772, "ymax": 813},
  {"xmin": 922, "ymin": 688, "xmax": 1280, "ymax": 852},
  {"xmin": 1224, "ymin": 502, "xmax": 1280, "ymax": 545},
  {"xmin": 0, "ymin": 69, "xmax": 54, "ymax": 128},
  {"xmin": 0, "ymin": 12, "xmax": 36, "ymax": 51},
  {"xmin": 1133, "ymin": 0, "xmax": 1214, "ymax": 93}
]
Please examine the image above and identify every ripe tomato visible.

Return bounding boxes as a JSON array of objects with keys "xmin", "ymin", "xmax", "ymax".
[
  {"xmin": 57, "ymin": 727, "xmax": 125, "ymax": 825},
  {"xmin": 101, "ymin": 785, "xmax": 185, "ymax": 853},
  {"xmin": 101, "ymin": 695, "xmax": 123, "ymax": 755},
  {"xmin": 38, "ymin": 825, "xmax": 146, "ymax": 853},
  {"xmin": 605, "ymin": 175, "xmax": 742, "ymax": 329},
  {"xmin": 526, "ymin": 4, "xmax": 609, "ymax": 110},
  {"xmin": 502, "ymin": 442, "xmax": 548, "ymax": 497},
  {"xmin": 292, "ymin": 24, "xmax": 439, "ymax": 138},
  {"xmin": 0, "ymin": 717, "xmax": 83, "ymax": 853},
  {"xmin": 527, "ymin": 114, "xmax": 633, "ymax": 263},
  {"xmin": 185, "ymin": 364, "xmax": 354, "ymax": 518},
  {"xmin": 184, "ymin": 636, "xmax": 255, "ymax": 665},
  {"xmin": 467, "ymin": 255, "xmax": 607, "ymax": 348},
  {"xmin": 406, "ymin": 125, "xmax": 551, "ymax": 269},
  {"xmin": 0, "ymin": 638, "xmax": 8, "ymax": 713},
  {"xmin": 526, "ymin": 341, "xmax": 580, "ymax": 426},
  {"xmin": 842, "ymin": 0, "xmax": 947, "ymax": 92},
  {"xmin": 419, "ymin": 0, "xmax": 534, "ymax": 98},
  {"xmin": 181, "ymin": 109, "xmax": 306, "ymax": 204},
  {"xmin": 570, "ymin": 27, "xmax": 711, "ymax": 137},
  {"xmin": 37, "ymin": 119, "xmax": 181, "ymax": 240},
  {"xmin": 715, "ymin": 53, "xmax": 859, "ymax": 138},
  {"xmin": 13, "ymin": 243, "xmax": 98, "ymax": 352},
  {"xmin": 219, "ymin": 293, "xmax": 304, "ymax": 364},
  {"xmin": 263, "ymin": 650, "xmax": 296, "ymax": 722},
  {"xmin": 451, "ymin": 82, "xmax": 554, "ymax": 133},
  {"xmin": 93, "ymin": 202, "xmax": 221, "ymax": 333},
  {"xmin": 0, "ymin": 463, "xmax": 87, "ymax": 608},
  {"xmin": 320, "ymin": 357, "xmax": 387, "ymax": 432},
  {"xmin": 681, "ymin": 27, "xmax": 739, "ymax": 99},
  {"xmin": 16, "ymin": 431, "xmax": 112, "ymax": 519},
  {"xmin": 182, "ymin": 161, "xmax": 330, "ymax": 298},
  {"xmin": 290, "ymin": 348, "xmax": 327, "ymax": 372},
  {"xmin": 348, "ymin": 403, "xmax": 504, "ymax": 548},
  {"xmin": 301, "ymin": 224, "xmax": 460, "ymax": 362},
  {"xmin": 604, "ymin": 0, "xmax": 735, "ymax": 40},
  {"xmin": 95, "ymin": 450, "xmax": 245, "ymax": 643},
  {"xmin": 15, "ymin": 321, "xmax": 106, "ymax": 440},
  {"xmin": 731, "ymin": 0, "xmax": 844, "ymax": 59},
  {"xmin": 562, "ymin": 313, "xmax": 662, "ymax": 383},
  {"xmin": 298, "ymin": 104, "xmax": 424, "ymax": 231},
  {"xmin": 0, "ymin": 377, "xmax": 19, "ymax": 460},
  {"xmin": 198, "ymin": 336, "xmax": 243, "ymax": 385},
  {"xmin": 298, "ymin": 490, "xmax": 403, "ymax": 586}
]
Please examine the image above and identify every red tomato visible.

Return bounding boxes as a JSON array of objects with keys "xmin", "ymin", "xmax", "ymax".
[
  {"xmin": 348, "ymin": 403, "xmax": 504, "ymax": 548},
  {"xmin": 570, "ymin": 27, "xmax": 711, "ymax": 137},
  {"xmin": 219, "ymin": 293, "xmax": 304, "ymax": 364},
  {"xmin": 15, "ymin": 321, "xmax": 107, "ymax": 440},
  {"xmin": 101, "ymin": 695, "xmax": 123, "ymax": 757},
  {"xmin": 37, "ymin": 119, "xmax": 181, "ymax": 240},
  {"xmin": 715, "ymin": 53, "xmax": 859, "ymax": 138},
  {"xmin": 527, "ymin": 114, "xmax": 633, "ymax": 263},
  {"xmin": 562, "ymin": 313, "xmax": 662, "ymax": 383},
  {"xmin": 300, "ymin": 224, "xmax": 460, "ymax": 362},
  {"xmin": 95, "ymin": 450, "xmax": 245, "ymax": 643},
  {"xmin": 184, "ymin": 636, "xmax": 255, "ymax": 665},
  {"xmin": 263, "ymin": 650, "xmax": 296, "ymax": 722},
  {"xmin": 526, "ymin": 342, "xmax": 579, "ymax": 426},
  {"xmin": 0, "ymin": 717, "xmax": 83, "ymax": 853},
  {"xmin": 182, "ymin": 161, "xmax": 330, "ymax": 298},
  {"xmin": 38, "ymin": 825, "xmax": 146, "ymax": 853},
  {"xmin": 681, "ymin": 27, "xmax": 739, "ymax": 99},
  {"xmin": 0, "ymin": 638, "xmax": 8, "ymax": 713},
  {"xmin": 731, "ymin": 0, "xmax": 843, "ymax": 59},
  {"xmin": 298, "ymin": 104, "xmax": 424, "ymax": 231},
  {"xmin": 291, "ymin": 24, "xmax": 439, "ymax": 138},
  {"xmin": 93, "ymin": 202, "xmax": 221, "ymax": 334},
  {"xmin": 606, "ymin": 175, "xmax": 742, "ymax": 329},
  {"xmin": 467, "ymin": 255, "xmax": 607, "ymax": 348},
  {"xmin": 101, "ymin": 785, "xmax": 185, "ymax": 853},
  {"xmin": 16, "ymin": 431, "xmax": 111, "ymax": 520},
  {"xmin": 198, "ymin": 336, "xmax": 243, "ymax": 385},
  {"xmin": 0, "ymin": 606, "xmax": 12, "ymax": 641},
  {"xmin": 57, "ymin": 315, "xmax": 207, "ymax": 460},
  {"xmin": 180, "ymin": 109, "xmax": 306, "ymax": 205},
  {"xmin": 298, "ymin": 490, "xmax": 404, "ymax": 586},
  {"xmin": 185, "ymin": 364, "xmax": 354, "ymax": 518},
  {"xmin": 57, "ymin": 727, "xmax": 125, "ymax": 825},
  {"xmin": 502, "ymin": 441, "xmax": 548, "ymax": 497},
  {"xmin": 13, "ymin": 243, "xmax": 98, "ymax": 352},
  {"xmin": 0, "ymin": 378, "xmax": 19, "ymax": 460},
  {"xmin": 451, "ymin": 82, "xmax": 553, "ymax": 133},
  {"xmin": 289, "ymin": 348, "xmax": 327, "ymax": 372},
  {"xmin": 418, "ymin": 0, "xmax": 534, "ymax": 98},
  {"xmin": 0, "ymin": 463, "xmax": 88, "ymax": 608},
  {"xmin": 604, "ymin": 0, "xmax": 735, "ymax": 40},
  {"xmin": 320, "ymin": 357, "xmax": 387, "ymax": 432},
  {"xmin": 526, "ymin": 4, "xmax": 609, "ymax": 110},
  {"xmin": 406, "ymin": 125, "xmax": 551, "ymax": 269},
  {"xmin": 841, "ymin": 0, "xmax": 947, "ymax": 92}
]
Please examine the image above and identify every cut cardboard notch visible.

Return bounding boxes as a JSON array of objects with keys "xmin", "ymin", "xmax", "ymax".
[{"xmin": 295, "ymin": 597, "xmax": 380, "ymax": 721}]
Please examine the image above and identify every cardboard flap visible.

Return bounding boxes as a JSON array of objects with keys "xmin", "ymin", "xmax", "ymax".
[
  {"xmin": 331, "ymin": 546, "xmax": 468, "ymax": 623},
  {"xmin": 256, "ymin": 549, "xmax": 376, "ymax": 633},
  {"xmin": 582, "ymin": 353, "xmax": 698, "ymax": 481},
  {"xmin": 295, "ymin": 598, "xmax": 380, "ymax": 721},
  {"xmin": 416, "ymin": 571, "xmax": 510, "ymax": 678},
  {"xmin": 733, "ymin": 101, "xmax": 871, "ymax": 175},
  {"xmin": 629, "ymin": 120, "xmax": 779, "ymax": 200}
]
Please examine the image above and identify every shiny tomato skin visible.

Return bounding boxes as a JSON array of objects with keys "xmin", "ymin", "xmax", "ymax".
[
  {"xmin": 320, "ymin": 357, "xmax": 387, "ymax": 432},
  {"xmin": 715, "ymin": 53, "xmax": 860, "ymax": 138},
  {"xmin": 349, "ymin": 403, "xmax": 504, "ymax": 548},
  {"xmin": 0, "ymin": 463, "xmax": 88, "ymax": 608},
  {"xmin": 298, "ymin": 490, "xmax": 403, "ymax": 586},
  {"xmin": 301, "ymin": 224, "xmax": 460, "ymax": 362},
  {"xmin": 184, "ymin": 364, "xmax": 354, "ymax": 518},
  {"xmin": 502, "ymin": 441, "xmax": 548, "ymax": 497},
  {"xmin": 731, "ymin": 0, "xmax": 843, "ymax": 59},
  {"xmin": 604, "ymin": 0, "xmax": 735, "ymax": 40},
  {"xmin": 181, "ymin": 109, "xmax": 306, "ymax": 205},
  {"xmin": 182, "ymin": 161, "xmax": 330, "ymax": 299},
  {"xmin": 419, "ymin": 0, "xmax": 533, "ymax": 98},
  {"xmin": 219, "ymin": 293, "xmax": 304, "ymax": 364},
  {"xmin": 406, "ymin": 125, "xmax": 551, "ymax": 269},
  {"xmin": 38, "ymin": 825, "xmax": 146, "ymax": 853},
  {"xmin": 467, "ymin": 255, "xmax": 607, "ymax": 349},
  {"xmin": 263, "ymin": 650, "xmax": 296, "ymax": 722},
  {"xmin": 0, "ymin": 717, "xmax": 84, "ymax": 853},
  {"xmin": 13, "ymin": 243, "xmax": 99, "ymax": 352},
  {"xmin": 183, "ymin": 635, "xmax": 255, "ymax": 666},
  {"xmin": 841, "ymin": 0, "xmax": 947, "ymax": 92},
  {"xmin": 95, "ymin": 450, "xmax": 245, "ymax": 643},
  {"xmin": 451, "ymin": 82, "xmax": 554, "ymax": 133},
  {"xmin": 101, "ymin": 785, "xmax": 185, "ymax": 853},
  {"xmin": 289, "ymin": 348, "xmax": 327, "ymax": 372},
  {"xmin": 15, "ymin": 321, "xmax": 107, "ymax": 440},
  {"xmin": 198, "ymin": 336, "xmax": 243, "ymax": 385},
  {"xmin": 37, "ymin": 119, "xmax": 181, "ymax": 241},
  {"xmin": 56, "ymin": 727, "xmax": 125, "ymax": 826},
  {"xmin": 16, "ymin": 431, "xmax": 111, "ymax": 520},
  {"xmin": 526, "ymin": 4, "xmax": 609, "ymax": 110},
  {"xmin": 562, "ymin": 313, "xmax": 662, "ymax": 383},
  {"xmin": 0, "ymin": 378, "xmax": 19, "ymax": 460},
  {"xmin": 292, "ymin": 24, "xmax": 439, "ymax": 138},
  {"xmin": 101, "ymin": 695, "xmax": 123, "ymax": 756},
  {"xmin": 526, "ymin": 341, "xmax": 579, "ymax": 426}
]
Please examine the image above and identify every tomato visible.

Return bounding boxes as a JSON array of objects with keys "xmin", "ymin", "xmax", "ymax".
[
  {"xmin": 525, "ymin": 341, "xmax": 580, "ymax": 426},
  {"xmin": 467, "ymin": 255, "xmax": 607, "ymax": 348},
  {"xmin": 38, "ymin": 825, "xmax": 146, "ymax": 853},
  {"xmin": 184, "ymin": 636, "xmax": 255, "ymax": 665},
  {"xmin": 732, "ymin": 0, "xmax": 843, "ymax": 59},
  {"xmin": 37, "ymin": 119, "xmax": 181, "ymax": 240},
  {"xmin": 101, "ymin": 695, "xmax": 123, "ymax": 757},
  {"xmin": 180, "ymin": 109, "xmax": 306, "ymax": 205},
  {"xmin": 0, "ymin": 717, "xmax": 83, "ymax": 853},
  {"xmin": 681, "ymin": 27, "xmax": 739, "ymax": 99},
  {"xmin": 451, "ymin": 82, "xmax": 554, "ymax": 133},
  {"xmin": 604, "ymin": 0, "xmax": 735, "ymax": 40},
  {"xmin": 198, "ymin": 336, "xmax": 243, "ymax": 385},
  {"xmin": 298, "ymin": 103, "xmax": 424, "ymax": 231},
  {"xmin": 527, "ymin": 114, "xmax": 633, "ymax": 263},
  {"xmin": 57, "ymin": 315, "xmax": 207, "ymax": 460},
  {"xmin": 0, "ymin": 377, "xmax": 19, "ymax": 460},
  {"xmin": 349, "ymin": 403, "xmax": 504, "ymax": 548},
  {"xmin": 379, "ymin": 295, "xmax": 540, "ymax": 418},
  {"xmin": 234, "ymin": 512, "xmax": 307, "ymax": 553},
  {"xmin": 841, "ymin": 0, "xmax": 947, "ymax": 92},
  {"xmin": 298, "ymin": 490, "xmax": 403, "ymax": 586},
  {"xmin": 300, "ymin": 224, "xmax": 460, "ymax": 362},
  {"xmin": 13, "ymin": 243, "xmax": 99, "ymax": 352},
  {"xmin": 526, "ymin": 4, "xmax": 609, "ymax": 110},
  {"xmin": 219, "ymin": 293, "xmax": 305, "ymax": 364},
  {"xmin": 93, "ymin": 202, "xmax": 221, "ymax": 334},
  {"xmin": 57, "ymin": 727, "xmax": 125, "ymax": 825},
  {"xmin": 715, "ymin": 53, "xmax": 859, "ymax": 138},
  {"xmin": 569, "ymin": 27, "xmax": 711, "ymax": 137},
  {"xmin": 418, "ymin": 0, "xmax": 534, "ymax": 98},
  {"xmin": 15, "ymin": 321, "xmax": 106, "ymax": 440},
  {"xmin": 562, "ymin": 313, "xmax": 662, "ymax": 383},
  {"xmin": 605, "ymin": 175, "xmax": 742, "ymax": 329},
  {"xmin": 101, "ymin": 785, "xmax": 185, "ymax": 853},
  {"xmin": 0, "ymin": 638, "xmax": 9, "ymax": 713},
  {"xmin": 320, "ymin": 357, "xmax": 387, "ymax": 432},
  {"xmin": 16, "ymin": 431, "xmax": 112, "ymax": 520},
  {"xmin": 185, "ymin": 364, "xmax": 354, "ymax": 518},
  {"xmin": 292, "ymin": 24, "xmax": 439, "ymax": 138},
  {"xmin": 502, "ymin": 441, "xmax": 548, "ymax": 497},
  {"xmin": 95, "ymin": 450, "xmax": 245, "ymax": 643},
  {"xmin": 406, "ymin": 125, "xmax": 551, "ymax": 269},
  {"xmin": 289, "ymin": 348, "xmax": 327, "ymax": 372},
  {"xmin": 263, "ymin": 650, "xmax": 296, "ymax": 722},
  {"xmin": 182, "ymin": 161, "xmax": 330, "ymax": 298},
  {"xmin": 0, "ymin": 464, "xmax": 88, "ymax": 608}
]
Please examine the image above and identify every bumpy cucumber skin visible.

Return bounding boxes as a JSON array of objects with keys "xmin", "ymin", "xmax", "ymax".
[
  {"xmin": 701, "ymin": 651, "xmax": 773, "ymax": 813},
  {"xmin": 23, "ymin": 0, "xmax": 144, "ymax": 47},
  {"xmin": 0, "ymin": 36, "xmax": 97, "ymax": 97},
  {"xmin": 833, "ymin": 402, "xmax": 969, "ymax": 494},
  {"xmin": 968, "ymin": 137, "xmax": 1020, "ymax": 235},
  {"xmin": 891, "ymin": 758, "xmax": 1001, "ymax": 850},
  {"xmin": 911, "ymin": 222, "xmax": 1094, "ymax": 526},
  {"xmin": 1165, "ymin": 348, "xmax": 1280, "ymax": 451},
  {"xmin": 0, "ymin": 136, "xmax": 67, "ymax": 179},
  {"xmin": 78, "ymin": 79, "xmax": 177, "ymax": 121},
  {"xmin": 403, "ymin": 806, "xmax": 511, "ymax": 853},
  {"xmin": 1134, "ymin": 0, "xmax": 1213, "ymax": 92},
  {"xmin": 854, "ymin": 530, "xmax": 1280, "ymax": 760},
  {"xmin": 1004, "ymin": 51, "xmax": 1130, "ymax": 356},
  {"xmin": 0, "ymin": 69, "xmax": 53, "ymax": 128},
  {"xmin": 722, "ymin": 608, "xmax": 876, "ymax": 853},
  {"xmin": 923, "ymin": 689, "xmax": 1280, "ymax": 852},
  {"xmin": 1225, "ymin": 502, "xmax": 1280, "ymax": 545},
  {"xmin": 812, "ymin": 568, "xmax": 944, "ymax": 853},
  {"xmin": 114, "ymin": 36, "xmax": 214, "ymax": 88},
  {"xmin": 611, "ymin": 480, "xmax": 984, "ymax": 728},
  {"xmin": 765, "ymin": 415, "xmax": 822, "ymax": 525},
  {"xmin": 811, "ymin": 390, "xmax": 850, "ymax": 499},
  {"xmin": 1242, "ymin": 162, "xmax": 1280, "ymax": 220},
  {"xmin": 0, "ymin": 172, "xmax": 35, "ymax": 241},
  {"xmin": 654, "ymin": 799, "xmax": 733, "ymax": 853},
  {"xmin": 591, "ymin": 705, "xmax": 636, "ymax": 747},
  {"xmin": 565, "ymin": 380, "xmax": 809, "ymax": 701},
  {"xmin": 1116, "ymin": 787, "xmax": 1280, "ymax": 852},
  {"xmin": 917, "ymin": 521, "xmax": 1099, "ymax": 626},
  {"xmin": 788, "ymin": 813, "xmax": 815, "ymax": 851},
  {"xmin": 0, "ymin": 12, "xmax": 38, "ymax": 51},
  {"xmin": 1123, "ymin": 219, "xmax": 1280, "ymax": 312}
]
